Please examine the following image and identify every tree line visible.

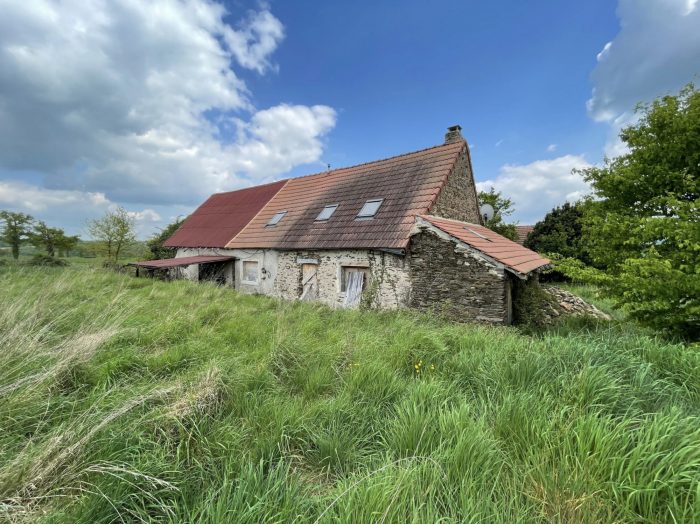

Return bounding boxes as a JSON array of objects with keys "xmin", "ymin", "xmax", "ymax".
[
  {"xmin": 0, "ymin": 207, "xmax": 137, "ymax": 263},
  {"xmin": 484, "ymin": 84, "xmax": 698, "ymax": 340}
]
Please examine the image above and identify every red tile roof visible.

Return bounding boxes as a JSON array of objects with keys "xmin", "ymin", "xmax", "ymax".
[
  {"xmin": 515, "ymin": 225, "xmax": 534, "ymax": 245},
  {"xmin": 227, "ymin": 141, "xmax": 467, "ymax": 250},
  {"xmin": 417, "ymin": 215, "xmax": 550, "ymax": 275},
  {"xmin": 164, "ymin": 181, "xmax": 286, "ymax": 248},
  {"xmin": 130, "ymin": 255, "xmax": 235, "ymax": 268}
]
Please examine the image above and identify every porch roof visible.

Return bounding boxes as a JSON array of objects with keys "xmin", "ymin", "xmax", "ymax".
[{"xmin": 129, "ymin": 255, "xmax": 235, "ymax": 269}]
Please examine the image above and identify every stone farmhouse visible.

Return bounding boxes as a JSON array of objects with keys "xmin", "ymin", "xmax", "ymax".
[{"xmin": 134, "ymin": 126, "xmax": 549, "ymax": 324}]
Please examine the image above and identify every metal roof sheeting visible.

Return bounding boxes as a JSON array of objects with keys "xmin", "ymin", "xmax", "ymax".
[
  {"xmin": 164, "ymin": 180, "xmax": 286, "ymax": 248},
  {"xmin": 130, "ymin": 255, "xmax": 234, "ymax": 269}
]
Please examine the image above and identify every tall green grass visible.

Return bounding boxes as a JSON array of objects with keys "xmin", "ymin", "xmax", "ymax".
[{"xmin": 0, "ymin": 266, "xmax": 698, "ymax": 523}]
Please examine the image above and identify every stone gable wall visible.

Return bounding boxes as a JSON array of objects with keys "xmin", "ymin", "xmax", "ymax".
[
  {"xmin": 429, "ymin": 146, "xmax": 482, "ymax": 224},
  {"xmin": 407, "ymin": 230, "xmax": 509, "ymax": 323}
]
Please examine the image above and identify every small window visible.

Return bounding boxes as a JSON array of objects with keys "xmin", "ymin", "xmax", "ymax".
[
  {"xmin": 356, "ymin": 199, "xmax": 383, "ymax": 219},
  {"xmin": 266, "ymin": 211, "xmax": 287, "ymax": 227},
  {"xmin": 242, "ymin": 261, "xmax": 259, "ymax": 283},
  {"xmin": 340, "ymin": 266, "xmax": 369, "ymax": 292},
  {"xmin": 315, "ymin": 204, "xmax": 338, "ymax": 221}
]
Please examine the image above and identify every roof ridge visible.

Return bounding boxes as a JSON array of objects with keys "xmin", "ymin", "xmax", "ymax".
[
  {"xmin": 211, "ymin": 140, "xmax": 466, "ymax": 198},
  {"xmin": 210, "ymin": 178, "xmax": 289, "ymax": 197},
  {"xmin": 287, "ymin": 139, "xmax": 466, "ymax": 183}
]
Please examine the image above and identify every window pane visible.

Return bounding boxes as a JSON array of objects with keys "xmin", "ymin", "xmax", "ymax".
[
  {"xmin": 357, "ymin": 199, "xmax": 383, "ymax": 218},
  {"xmin": 242, "ymin": 261, "xmax": 258, "ymax": 282},
  {"xmin": 267, "ymin": 211, "xmax": 287, "ymax": 226},
  {"xmin": 315, "ymin": 204, "xmax": 338, "ymax": 221}
]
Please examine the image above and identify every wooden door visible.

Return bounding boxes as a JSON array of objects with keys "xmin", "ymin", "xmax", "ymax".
[{"xmin": 301, "ymin": 264, "xmax": 318, "ymax": 300}]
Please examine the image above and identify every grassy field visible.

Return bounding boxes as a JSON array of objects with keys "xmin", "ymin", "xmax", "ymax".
[{"xmin": 0, "ymin": 266, "xmax": 699, "ymax": 523}]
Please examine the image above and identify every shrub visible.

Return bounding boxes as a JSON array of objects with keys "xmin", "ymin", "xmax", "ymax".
[{"xmin": 24, "ymin": 254, "xmax": 68, "ymax": 267}]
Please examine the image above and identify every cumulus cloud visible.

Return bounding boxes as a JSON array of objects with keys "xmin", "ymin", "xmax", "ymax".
[
  {"xmin": 477, "ymin": 155, "xmax": 592, "ymax": 224},
  {"xmin": 587, "ymin": 0, "xmax": 700, "ymax": 154},
  {"xmin": 0, "ymin": 180, "xmax": 170, "ymax": 236},
  {"xmin": 0, "ymin": 0, "xmax": 336, "ymax": 231},
  {"xmin": 546, "ymin": 144, "xmax": 557, "ymax": 152}
]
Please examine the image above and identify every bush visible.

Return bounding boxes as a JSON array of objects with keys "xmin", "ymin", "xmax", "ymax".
[
  {"xmin": 25, "ymin": 254, "xmax": 68, "ymax": 267},
  {"xmin": 512, "ymin": 277, "xmax": 557, "ymax": 328}
]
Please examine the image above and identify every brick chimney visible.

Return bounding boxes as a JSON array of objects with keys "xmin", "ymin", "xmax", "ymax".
[{"xmin": 444, "ymin": 125, "xmax": 463, "ymax": 144}]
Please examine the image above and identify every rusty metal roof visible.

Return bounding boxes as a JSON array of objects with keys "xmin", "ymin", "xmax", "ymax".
[
  {"xmin": 226, "ymin": 140, "xmax": 467, "ymax": 250},
  {"xmin": 164, "ymin": 180, "xmax": 286, "ymax": 248},
  {"xmin": 417, "ymin": 215, "xmax": 550, "ymax": 275},
  {"xmin": 130, "ymin": 255, "xmax": 235, "ymax": 269}
]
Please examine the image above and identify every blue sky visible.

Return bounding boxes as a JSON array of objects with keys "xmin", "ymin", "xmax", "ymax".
[{"xmin": 1, "ymin": 0, "xmax": 699, "ymax": 236}]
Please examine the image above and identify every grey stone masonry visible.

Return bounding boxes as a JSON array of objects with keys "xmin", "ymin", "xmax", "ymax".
[
  {"xmin": 429, "ymin": 145, "xmax": 482, "ymax": 224},
  {"xmin": 408, "ymin": 229, "xmax": 509, "ymax": 323}
]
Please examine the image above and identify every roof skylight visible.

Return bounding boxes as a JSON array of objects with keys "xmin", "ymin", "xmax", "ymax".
[
  {"xmin": 356, "ymin": 199, "xmax": 383, "ymax": 219},
  {"xmin": 315, "ymin": 204, "xmax": 338, "ymax": 221},
  {"xmin": 266, "ymin": 211, "xmax": 287, "ymax": 226}
]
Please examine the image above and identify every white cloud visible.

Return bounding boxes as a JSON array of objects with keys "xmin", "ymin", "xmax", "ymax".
[
  {"xmin": 0, "ymin": 0, "xmax": 336, "ymax": 220},
  {"xmin": 128, "ymin": 209, "xmax": 161, "ymax": 222},
  {"xmin": 477, "ymin": 155, "xmax": 592, "ymax": 224},
  {"xmin": 0, "ymin": 180, "xmax": 169, "ymax": 237},
  {"xmin": 587, "ymin": 0, "xmax": 700, "ymax": 154},
  {"xmin": 546, "ymin": 144, "xmax": 557, "ymax": 152}
]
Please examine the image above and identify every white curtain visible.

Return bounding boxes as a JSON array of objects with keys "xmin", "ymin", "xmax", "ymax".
[{"xmin": 343, "ymin": 271, "xmax": 364, "ymax": 308}]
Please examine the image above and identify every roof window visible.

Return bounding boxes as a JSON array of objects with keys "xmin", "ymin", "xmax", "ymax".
[
  {"xmin": 356, "ymin": 199, "xmax": 383, "ymax": 219},
  {"xmin": 266, "ymin": 211, "xmax": 287, "ymax": 227},
  {"xmin": 315, "ymin": 204, "xmax": 338, "ymax": 221}
]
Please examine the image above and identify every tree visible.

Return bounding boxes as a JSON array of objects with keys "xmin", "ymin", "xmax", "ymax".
[
  {"xmin": 56, "ymin": 233, "xmax": 80, "ymax": 257},
  {"xmin": 477, "ymin": 187, "xmax": 518, "ymax": 241},
  {"xmin": 146, "ymin": 217, "xmax": 186, "ymax": 260},
  {"xmin": 87, "ymin": 207, "xmax": 136, "ymax": 262},
  {"xmin": 30, "ymin": 221, "xmax": 69, "ymax": 257},
  {"xmin": 0, "ymin": 211, "xmax": 34, "ymax": 259},
  {"xmin": 525, "ymin": 202, "xmax": 590, "ymax": 263},
  {"xmin": 576, "ymin": 84, "xmax": 700, "ymax": 339}
]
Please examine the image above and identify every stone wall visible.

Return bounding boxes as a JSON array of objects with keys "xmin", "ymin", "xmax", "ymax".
[
  {"xmin": 176, "ymin": 247, "xmax": 410, "ymax": 309},
  {"xmin": 407, "ymin": 229, "xmax": 509, "ymax": 323},
  {"xmin": 429, "ymin": 145, "xmax": 482, "ymax": 224},
  {"xmin": 274, "ymin": 249, "xmax": 410, "ymax": 309}
]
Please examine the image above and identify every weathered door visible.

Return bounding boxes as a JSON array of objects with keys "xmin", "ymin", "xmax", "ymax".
[{"xmin": 300, "ymin": 264, "xmax": 318, "ymax": 300}]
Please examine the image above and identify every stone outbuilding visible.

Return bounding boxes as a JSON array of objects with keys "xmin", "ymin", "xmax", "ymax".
[{"xmin": 134, "ymin": 126, "xmax": 549, "ymax": 324}]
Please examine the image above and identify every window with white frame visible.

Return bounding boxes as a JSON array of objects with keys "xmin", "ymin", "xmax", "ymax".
[{"xmin": 242, "ymin": 260, "xmax": 259, "ymax": 283}]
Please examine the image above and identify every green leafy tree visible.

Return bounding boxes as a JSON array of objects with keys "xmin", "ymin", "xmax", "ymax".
[
  {"xmin": 56, "ymin": 233, "xmax": 80, "ymax": 257},
  {"xmin": 147, "ymin": 217, "xmax": 186, "ymax": 260},
  {"xmin": 30, "ymin": 221, "xmax": 71, "ymax": 257},
  {"xmin": 87, "ymin": 207, "xmax": 136, "ymax": 262},
  {"xmin": 477, "ymin": 187, "xmax": 518, "ymax": 241},
  {"xmin": 577, "ymin": 84, "xmax": 700, "ymax": 339},
  {"xmin": 0, "ymin": 211, "xmax": 33, "ymax": 259},
  {"xmin": 525, "ymin": 202, "xmax": 590, "ymax": 263}
]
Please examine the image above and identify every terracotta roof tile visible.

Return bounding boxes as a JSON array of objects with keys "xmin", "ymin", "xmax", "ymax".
[
  {"xmin": 417, "ymin": 215, "xmax": 550, "ymax": 275},
  {"xmin": 515, "ymin": 225, "xmax": 534, "ymax": 245},
  {"xmin": 227, "ymin": 141, "xmax": 466, "ymax": 250}
]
